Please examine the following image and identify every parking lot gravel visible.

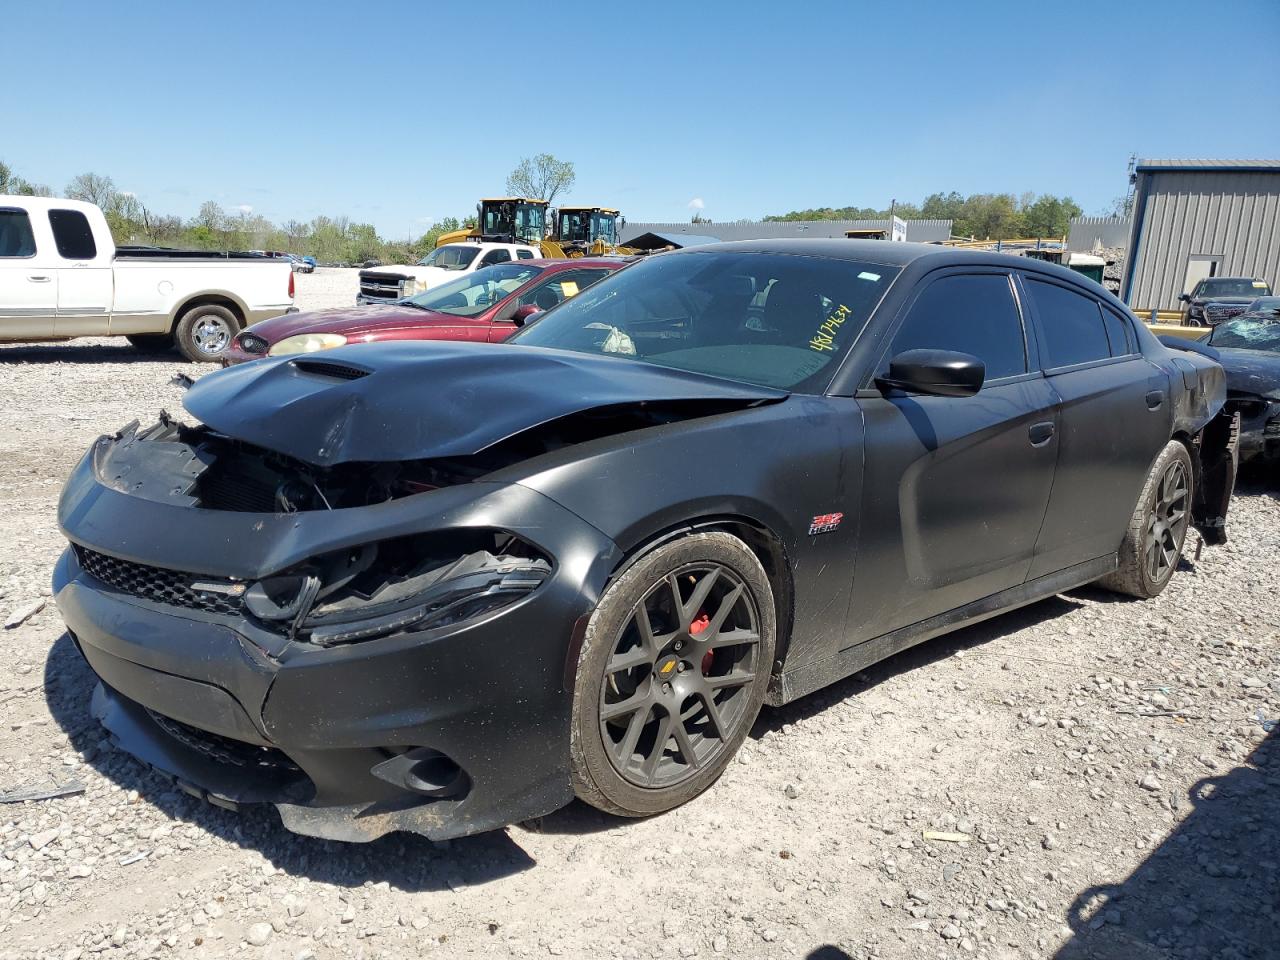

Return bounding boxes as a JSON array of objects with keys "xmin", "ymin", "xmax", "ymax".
[{"xmin": 0, "ymin": 268, "xmax": 1276, "ymax": 960}]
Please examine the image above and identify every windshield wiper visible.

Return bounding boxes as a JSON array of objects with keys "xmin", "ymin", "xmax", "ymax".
[{"xmin": 396, "ymin": 299, "xmax": 433, "ymax": 310}]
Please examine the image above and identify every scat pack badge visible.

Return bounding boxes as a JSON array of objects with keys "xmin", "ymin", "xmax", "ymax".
[{"xmin": 808, "ymin": 512, "xmax": 844, "ymax": 536}]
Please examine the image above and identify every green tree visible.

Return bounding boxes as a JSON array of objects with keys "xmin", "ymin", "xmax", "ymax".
[
  {"xmin": 505, "ymin": 153, "xmax": 575, "ymax": 205},
  {"xmin": 0, "ymin": 160, "xmax": 51, "ymax": 196}
]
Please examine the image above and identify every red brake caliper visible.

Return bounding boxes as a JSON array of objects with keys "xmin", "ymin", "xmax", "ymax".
[{"xmin": 690, "ymin": 612, "xmax": 715, "ymax": 674}]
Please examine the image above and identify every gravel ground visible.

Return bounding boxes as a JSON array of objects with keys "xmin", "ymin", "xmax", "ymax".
[{"xmin": 0, "ymin": 268, "xmax": 1277, "ymax": 960}]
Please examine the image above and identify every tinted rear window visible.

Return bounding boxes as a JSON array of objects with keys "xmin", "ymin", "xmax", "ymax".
[
  {"xmin": 0, "ymin": 209, "xmax": 36, "ymax": 258},
  {"xmin": 48, "ymin": 209, "xmax": 97, "ymax": 260},
  {"xmin": 1028, "ymin": 279, "xmax": 1111, "ymax": 368}
]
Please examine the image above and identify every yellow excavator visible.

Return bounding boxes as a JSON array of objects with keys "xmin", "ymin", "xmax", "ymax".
[{"xmin": 434, "ymin": 198, "xmax": 634, "ymax": 257}]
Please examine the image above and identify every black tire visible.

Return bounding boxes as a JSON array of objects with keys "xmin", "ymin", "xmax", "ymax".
[
  {"xmin": 125, "ymin": 332, "xmax": 175, "ymax": 354},
  {"xmin": 174, "ymin": 304, "xmax": 241, "ymax": 363},
  {"xmin": 1097, "ymin": 440, "xmax": 1194, "ymax": 598},
  {"xmin": 570, "ymin": 531, "xmax": 775, "ymax": 818}
]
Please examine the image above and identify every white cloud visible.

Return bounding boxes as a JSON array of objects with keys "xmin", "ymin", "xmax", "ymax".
[
  {"xmin": 687, "ymin": 197, "xmax": 705, "ymax": 210},
  {"xmin": 236, "ymin": 204, "xmax": 254, "ymax": 215}
]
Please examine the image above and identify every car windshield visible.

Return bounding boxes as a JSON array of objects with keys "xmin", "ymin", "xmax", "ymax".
[
  {"xmin": 1208, "ymin": 317, "xmax": 1280, "ymax": 353},
  {"xmin": 417, "ymin": 245, "xmax": 480, "ymax": 270},
  {"xmin": 509, "ymin": 251, "xmax": 899, "ymax": 393},
  {"xmin": 403, "ymin": 263, "xmax": 543, "ymax": 317},
  {"xmin": 1199, "ymin": 278, "xmax": 1270, "ymax": 298}
]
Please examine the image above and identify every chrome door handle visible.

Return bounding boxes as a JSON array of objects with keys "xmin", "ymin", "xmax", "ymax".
[{"xmin": 27, "ymin": 275, "xmax": 52, "ymax": 282}]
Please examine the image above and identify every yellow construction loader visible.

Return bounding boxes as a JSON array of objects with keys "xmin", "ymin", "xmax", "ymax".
[{"xmin": 435, "ymin": 198, "xmax": 635, "ymax": 257}]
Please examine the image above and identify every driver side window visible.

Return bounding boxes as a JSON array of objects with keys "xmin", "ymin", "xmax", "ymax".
[
  {"xmin": 480, "ymin": 249, "xmax": 512, "ymax": 267},
  {"xmin": 515, "ymin": 269, "xmax": 612, "ymax": 312},
  {"xmin": 878, "ymin": 273, "xmax": 1027, "ymax": 382}
]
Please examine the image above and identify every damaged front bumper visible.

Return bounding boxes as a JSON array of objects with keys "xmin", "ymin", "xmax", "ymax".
[{"xmin": 54, "ymin": 438, "xmax": 621, "ymax": 842}]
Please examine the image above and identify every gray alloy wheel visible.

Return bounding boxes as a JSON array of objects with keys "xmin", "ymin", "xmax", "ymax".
[
  {"xmin": 175, "ymin": 305, "xmax": 241, "ymax": 363},
  {"xmin": 1097, "ymin": 440, "xmax": 1194, "ymax": 598},
  {"xmin": 1143, "ymin": 457, "xmax": 1190, "ymax": 584},
  {"xmin": 570, "ymin": 532, "xmax": 775, "ymax": 818}
]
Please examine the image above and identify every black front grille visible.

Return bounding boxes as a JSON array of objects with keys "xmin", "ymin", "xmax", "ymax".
[
  {"xmin": 146, "ymin": 709, "xmax": 301, "ymax": 773},
  {"xmin": 1205, "ymin": 304, "xmax": 1246, "ymax": 324},
  {"xmin": 75, "ymin": 546, "xmax": 245, "ymax": 616}
]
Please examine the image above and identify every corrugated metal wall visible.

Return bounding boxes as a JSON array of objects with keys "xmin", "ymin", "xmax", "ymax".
[
  {"xmin": 1122, "ymin": 171, "xmax": 1280, "ymax": 310},
  {"xmin": 619, "ymin": 219, "xmax": 953, "ymax": 245},
  {"xmin": 1068, "ymin": 216, "xmax": 1131, "ymax": 252}
]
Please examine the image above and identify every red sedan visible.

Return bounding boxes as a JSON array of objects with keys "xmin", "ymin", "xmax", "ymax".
[{"xmin": 222, "ymin": 257, "xmax": 624, "ymax": 365}]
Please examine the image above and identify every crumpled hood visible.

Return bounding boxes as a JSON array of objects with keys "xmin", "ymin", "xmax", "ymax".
[
  {"xmin": 184, "ymin": 341, "xmax": 786, "ymax": 466},
  {"xmin": 1218, "ymin": 347, "xmax": 1280, "ymax": 400},
  {"xmin": 246, "ymin": 306, "xmax": 428, "ymax": 342}
]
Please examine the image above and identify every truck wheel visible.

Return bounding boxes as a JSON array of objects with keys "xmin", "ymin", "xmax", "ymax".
[
  {"xmin": 569, "ymin": 532, "xmax": 775, "ymax": 818},
  {"xmin": 175, "ymin": 305, "xmax": 241, "ymax": 363},
  {"xmin": 1096, "ymin": 440, "xmax": 1194, "ymax": 599},
  {"xmin": 125, "ymin": 333, "xmax": 175, "ymax": 354}
]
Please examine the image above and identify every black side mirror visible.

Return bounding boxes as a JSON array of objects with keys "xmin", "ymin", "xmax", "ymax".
[
  {"xmin": 511, "ymin": 304, "xmax": 542, "ymax": 327},
  {"xmin": 1178, "ymin": 293, "xmax": 1191, "ymax": 303},
  {"xmin": 876, "ymin": 349, "xmax": 985, "ymax": 398}
]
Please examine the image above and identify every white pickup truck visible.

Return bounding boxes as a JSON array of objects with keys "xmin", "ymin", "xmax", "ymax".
[
  {"xmin": 356, "ymin": 241, "xmax": 538, "ymax": 305},
  {"xmin": 0, "ymin": 196, "xmax": 296, "ymax": 361}
]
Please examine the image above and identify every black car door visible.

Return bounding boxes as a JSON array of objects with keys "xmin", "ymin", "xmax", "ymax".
[
  {"xmin": 1020, "ymin": 274, "xmax": 1171, "ymax": 579},
  {"xmin": 847, "ymin": 269, "xmax": 1060, "ymax": 643}
]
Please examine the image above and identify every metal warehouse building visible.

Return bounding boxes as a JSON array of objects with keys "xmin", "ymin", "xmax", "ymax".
[
  {"xmin": 619, "ymin": 218, "xmax": 953, "ymax": 246},
  {"xmin": 1122, "ymin": 159, "xmax": 1280, "ymax": 312}
]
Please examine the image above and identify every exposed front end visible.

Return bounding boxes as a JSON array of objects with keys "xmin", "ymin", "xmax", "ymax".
[{"xmin": 54, "ymin": 417, "xmax": 620, "ymax": 841}]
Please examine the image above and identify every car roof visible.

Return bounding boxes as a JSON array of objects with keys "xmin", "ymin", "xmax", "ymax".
[
  {"xmin": 673, "ymin": 238, "xmax": 1065, "ymax": 271},
  {"xmin": 523, "ymin": 257, "xmax": 627, "ymax": 270}
]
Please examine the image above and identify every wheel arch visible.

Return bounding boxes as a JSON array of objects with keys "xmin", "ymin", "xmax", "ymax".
[
  {"xmin": 602, "ymin": 512, "xmax": 796, "ymax": 679},
  {"xmin": 172, "ymin": 292, "xmax": 248, "ymax": 329}
]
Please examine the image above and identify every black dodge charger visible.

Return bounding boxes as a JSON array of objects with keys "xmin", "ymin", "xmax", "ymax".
[{"xmin": 54, "ymin": 240, "xmax": 1238, "ymax": 842}]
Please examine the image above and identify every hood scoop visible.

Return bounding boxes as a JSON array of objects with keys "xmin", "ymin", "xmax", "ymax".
[
  {"xmin": 291, "ymin": 358, "xmax": 372, "ymax": 381},
  {"xmin": 183, "ymin": 340, "xmax": 785, "ymax": 467}
]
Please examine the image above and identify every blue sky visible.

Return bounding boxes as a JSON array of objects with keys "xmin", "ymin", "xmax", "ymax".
[{"xmin": 8, "ymin": 0, "xmax": 1280, "ymax": 237}]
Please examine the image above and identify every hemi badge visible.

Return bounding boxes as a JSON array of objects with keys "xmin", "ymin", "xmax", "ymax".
[{"xmin": 808, "ymin": 512, "xmax": 844, "ymax": 536}]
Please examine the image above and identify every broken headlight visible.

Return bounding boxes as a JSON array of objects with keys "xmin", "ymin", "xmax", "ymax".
[{"xmin": 243, "ymin": 532, "xmax": 551, "ymax": 646}]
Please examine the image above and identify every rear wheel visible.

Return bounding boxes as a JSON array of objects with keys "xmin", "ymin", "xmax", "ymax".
[
  {"xmin": 175, "ymin": 304, "xmax": 240, "ymax": 363},
  {"xmin": 570, "ymin": 532, "xmax": 775, "ymax": 818},
  {"xmin": 1097, "ymin": 440, "xmax": 1194, "ymax": 598},
  {"xmin": 125, "ymin": 332, "xmax": 175, "ymax": 354}
]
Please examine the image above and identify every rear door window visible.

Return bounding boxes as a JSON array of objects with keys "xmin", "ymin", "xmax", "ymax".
[
  {"xmin": 0, "ymin": 209, "xmax": 37, "ymax": 258},
  {"xmin": 1100, "ymin": 304, "xmax": 1136, "ymax": 356},
  {"xmin": 1026, "ymin": 278, "xmax": 1111, "ymax": 368},
  {"xmin": 48, "ymin": 209, "xmax": 97, "ymax": 260},
  {"xmin": 878, "ymin": 273, "xmax": 1027, "ymax": 381}
]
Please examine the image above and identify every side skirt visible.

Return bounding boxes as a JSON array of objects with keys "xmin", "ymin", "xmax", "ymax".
[{"xmin": 766, "ymin": 555, "xmax": 1116, "ymax": 706}]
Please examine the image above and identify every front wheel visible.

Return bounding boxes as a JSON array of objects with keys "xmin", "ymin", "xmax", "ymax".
[
  {"xmin": 570, "ymin": 532, "xmax": 775, "ymax": 818},
  {"xmin": 175, "ymin": 304, "xmax": 241, "ymax": 363},
  {"xmin": 1097, "ymin": 440, "xmax": 1194, "ymax": 598}
]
